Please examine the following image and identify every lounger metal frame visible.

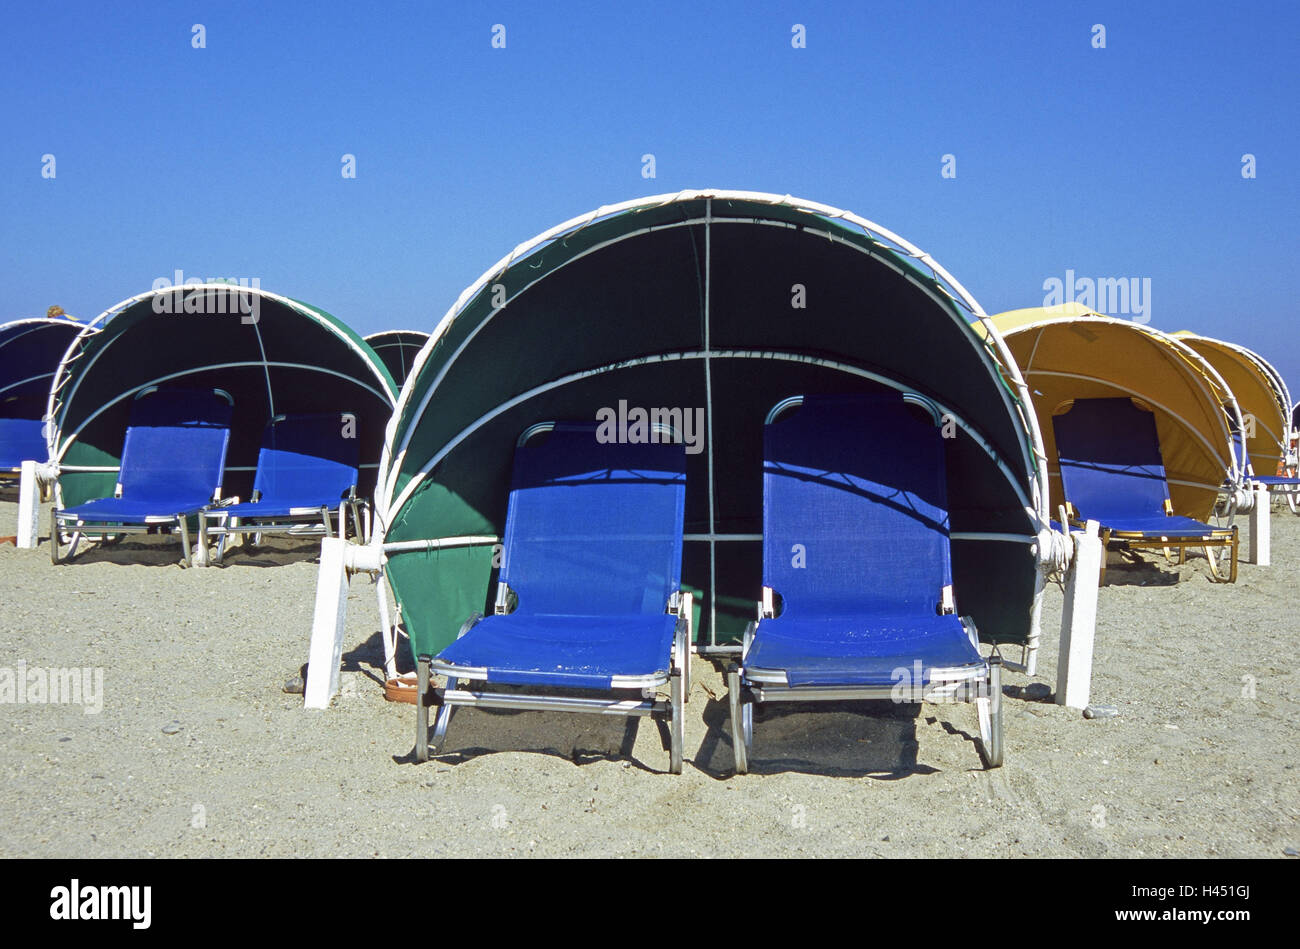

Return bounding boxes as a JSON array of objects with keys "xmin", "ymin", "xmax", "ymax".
[
  {"xmin": 197, "ymin": 494, "xmax": 366, "ymax": 564},
  {"xmin": 728, "ymin": 596, "xmax": 1002, "ymax": 774},
  {"xmin": 416, "ymin": 590, "xmax": 692, "ymax": 772}
]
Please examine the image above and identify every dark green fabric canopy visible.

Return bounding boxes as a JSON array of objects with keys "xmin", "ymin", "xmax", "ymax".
[
  {"xmin": 51, "ymin": 286, "xmax": 397, "ymax": 509},
  {"xmin": 365, "ymin": 330, "xmax": 430, "ymax": 388},
  {"xmin": 378, "ymin": 192, "xmax": 1048, "ymax": 658}
]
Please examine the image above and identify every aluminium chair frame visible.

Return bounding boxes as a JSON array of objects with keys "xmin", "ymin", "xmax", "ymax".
[
  {"xmin": 727, "ymin": 597, "xmax": 1002, "ymax": 775},
  {"xmin": 197, "ymin": 491, "xmax": 366, "ymax": 564}
]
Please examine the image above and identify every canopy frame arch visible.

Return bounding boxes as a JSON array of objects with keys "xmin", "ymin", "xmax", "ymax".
[
  {"xmin": 48, "ymin": 284, "xmax": 395, "ymax": 461},
  {"xmin": 1174, "ymin": 331, "xmax": 1293, "ymax": 473},
  {"xmin": 377, "ymin": 190, "xmax": 1056, "ymax": 660},
  {"xmin": 0, "ymin": 317, "xmax": 87, "ymax": 405},
  {"xmin": 378, "ymin": 190, "xmax": 1050, "ymax": 534},
  {"xmin": 45, "ymin": 284, "xmax": 397, "ymax": 511},
  {"xmin": 364, "ymin": 329, "xmax": 431, "ymax": 389}
]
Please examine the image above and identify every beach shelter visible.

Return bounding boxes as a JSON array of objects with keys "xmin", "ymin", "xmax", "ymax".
[
  {"xmin": 365, "ymin": 330, "xmax": 430, "ymax": 387},
  {"xmin": 374, "ymin": 190, "xmax": 1053, "ymax": 670},
  {"xmin": 45, "ymin": 285, "xmax": 397, "ymax": 523},
  {"xmin": 1171, "ymin": 332, "xmax": 1293, "ymax": 479},
  {"xmin": 0, "ymin": 316, "xmax": 85, "ymax": 476},
  {"xmin": 983, "ymin": 304, "xmax": 1244, "ymax": 524}
]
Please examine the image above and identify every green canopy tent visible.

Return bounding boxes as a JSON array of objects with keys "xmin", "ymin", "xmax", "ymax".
[
  {"xmin": 375, "ymin": 191, "xmax": 1052, "ymax": 671},
  {"xmin": 365, "ymin": 330, "xmax": 431, "ymax": 388},
  {"xmin": 47, "ymin": 285, "xmax": 397, "ymax": 530}
]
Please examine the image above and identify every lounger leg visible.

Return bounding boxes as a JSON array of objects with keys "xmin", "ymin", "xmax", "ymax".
[
  {"xmin": 979, "ymin": 658, "xmax": 1004, "ymax": 769},
  {"xmin": 194, "ymin": 516, "xmax": 210, "ymax": 567},
  {"xmin": 430, "ymin": 675, "xmax": 456, "ymax": 754},
  {"xmin": 214, "ymin": 517, "xmax": 228, "ymax": 565},
  {"xmin": 673, "ymin": 621, "xmax": 691, "ymax": 703},
  {"xmin": 177, "ymin": 516, "xmax": 194, "ymax": 567},
  {"xmin": 1203, "ymin": 545, "xmax": 1220, "ymax": 580},
  {"xmin": 415, "ymin": 656, "xmax": 430, "ymax": 763},
  {"xmin": 727, "ymin": 665, "xmax": 749, "ymax": 775},
  {"xmin": 669, "ymin": 669, "xmax": 684, "ymax": 774},
  {"xmin": 49, "ymin": 511, "xmax": 62, "ymax": 566}
]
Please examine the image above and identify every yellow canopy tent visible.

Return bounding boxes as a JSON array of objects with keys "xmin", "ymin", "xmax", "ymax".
[
  {"xmin": 1171, "ymin": 331, "xmax": 1293, "ymax": 478},
  {"xmin": 976, "ymin": 304, "xmax": 1244, "ymax": 522}
]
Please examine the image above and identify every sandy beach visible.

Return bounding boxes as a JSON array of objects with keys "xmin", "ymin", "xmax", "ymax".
[{"xmin": 1, "ymin": 494, "xmax": 1296, "ymax": 858}]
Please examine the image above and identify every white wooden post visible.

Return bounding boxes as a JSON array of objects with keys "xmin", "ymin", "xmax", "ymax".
[
  {"xmin": 304, "ymin": 536, "xmax": 350, "ymax": 709},
  {"xmin": 1248, "ymin": 484, "xmax": 1270, "ymax": 566},
  {"xmin": 1056, "ymin": 520, "xmax": 1101, "ymax": 710},
  {"xmin": 16, "ymin": 461, "xmax": 41, "ymax": 549}
]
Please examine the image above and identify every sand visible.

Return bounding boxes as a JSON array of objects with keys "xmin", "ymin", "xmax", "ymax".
[{"xmin": 1, "ymin": 494, "xmax": 1296, "ymax": 858}]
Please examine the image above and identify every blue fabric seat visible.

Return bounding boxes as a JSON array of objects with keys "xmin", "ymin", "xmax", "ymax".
[
  {"xmin": 61, "ymin": 496, "xmax": 223, "ymax": 523},
  {"xmin": 728, "ymin": 391, "xmax": 1001, "ymax": 773},
  {"xmin": 745, "ymin": 612, "xmax": 981, "ymax": 687},
  {"xmin": 435, "ymin": 612, "xmax": 678, "ymax": 689},
  {"xmin": 52, "ymin": 388, "xmax": 232, "ymax": 565},
  {"xmin": 418, "ymin": 422, "xmax": 691, "ymax": 771},
  {"xmin": 1248, "ymin": 474, "xmax": 1300, "ymax": 486}
]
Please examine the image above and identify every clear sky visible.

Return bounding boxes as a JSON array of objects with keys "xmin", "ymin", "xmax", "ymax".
[{"xmin": 3, "ymin": 1, "xmax": 1297, "ymax": 394}]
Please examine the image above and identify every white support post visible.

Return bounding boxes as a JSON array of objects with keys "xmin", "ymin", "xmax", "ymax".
[
  {"xmin": 1248, "ymin": 484, "xmax": 1270, "ymax": 566},
  {"xmin": 1056, "ymin": 520, "xmax": 1101, "ymax": 710},
  {"xmin": 304, "ymin": 536, "xmax": 350, "ymax": 709},
  {"xmin": 16, "ymin": 461, "xmax": 41, "ymax": 549}
]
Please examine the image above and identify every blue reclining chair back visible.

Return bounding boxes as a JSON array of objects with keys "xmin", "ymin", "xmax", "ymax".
[
  {"xmin": 252, "ymin": 413, "xmax": 359, "ymax": 506},
  {"xmin": 500, "ymin": 423, "xmax": 686, "ymax": 617},
  {"xmin": 0, "ymin": 416, "xmax": 46, "ymax": 470},
  {"xmin": 118, "ymin": 387, "xmax": 234, "ymax": 502},
  {"xmin": 1052, "ymin": 397, "xmax": 1170, "ymax": 520},
  {"xmin": 764, "ymin": 392, "xmax": 951, "ymax": 619}
]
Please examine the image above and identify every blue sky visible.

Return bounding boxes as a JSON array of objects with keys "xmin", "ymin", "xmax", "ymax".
[{"xmin": 3, "ymin": 1, "xmax": 1297, "ymax": 391}]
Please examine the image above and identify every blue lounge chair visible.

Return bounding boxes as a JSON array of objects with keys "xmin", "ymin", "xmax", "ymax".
[
  {"xmin": 727, "ymin": 392, "xmax": 1002, "ymax": 774},
  {"xmin": 51, "ymin": 387, "xmax": 234, "ymax": 566},
  {"xmin": 1053, "ymin": 397, "xmax": 1238, "ymax": 582},
  {"xmin": 198, "ymin": 412, "xmax": 363, "ymax": 563},
  {"xmin": 415, "ymin": 421, "xmax": 692, "ymax": 773}
]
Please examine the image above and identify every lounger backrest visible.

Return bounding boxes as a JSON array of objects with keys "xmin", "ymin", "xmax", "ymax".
[
  {"xmin": 118, "ymin": 388, "xmax": 233, "ymax": 502},
  {"xmin": 0, "ymin": 413, "xmax": 46, "ymax": 469},
  {"xmin": 500, "ymin": 423, "xmax": 686, "ymax": 617},
  {"xmin": 764, "ymin": 392, "xmax": 952, "ymax": 618},
  {"xmin": 1052, "ymin": 397, "xmax": 1170, "ymax": 521},
  {"xmin": 251, "ymin": 413, "xmax": 359, "ymax": 504}
]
